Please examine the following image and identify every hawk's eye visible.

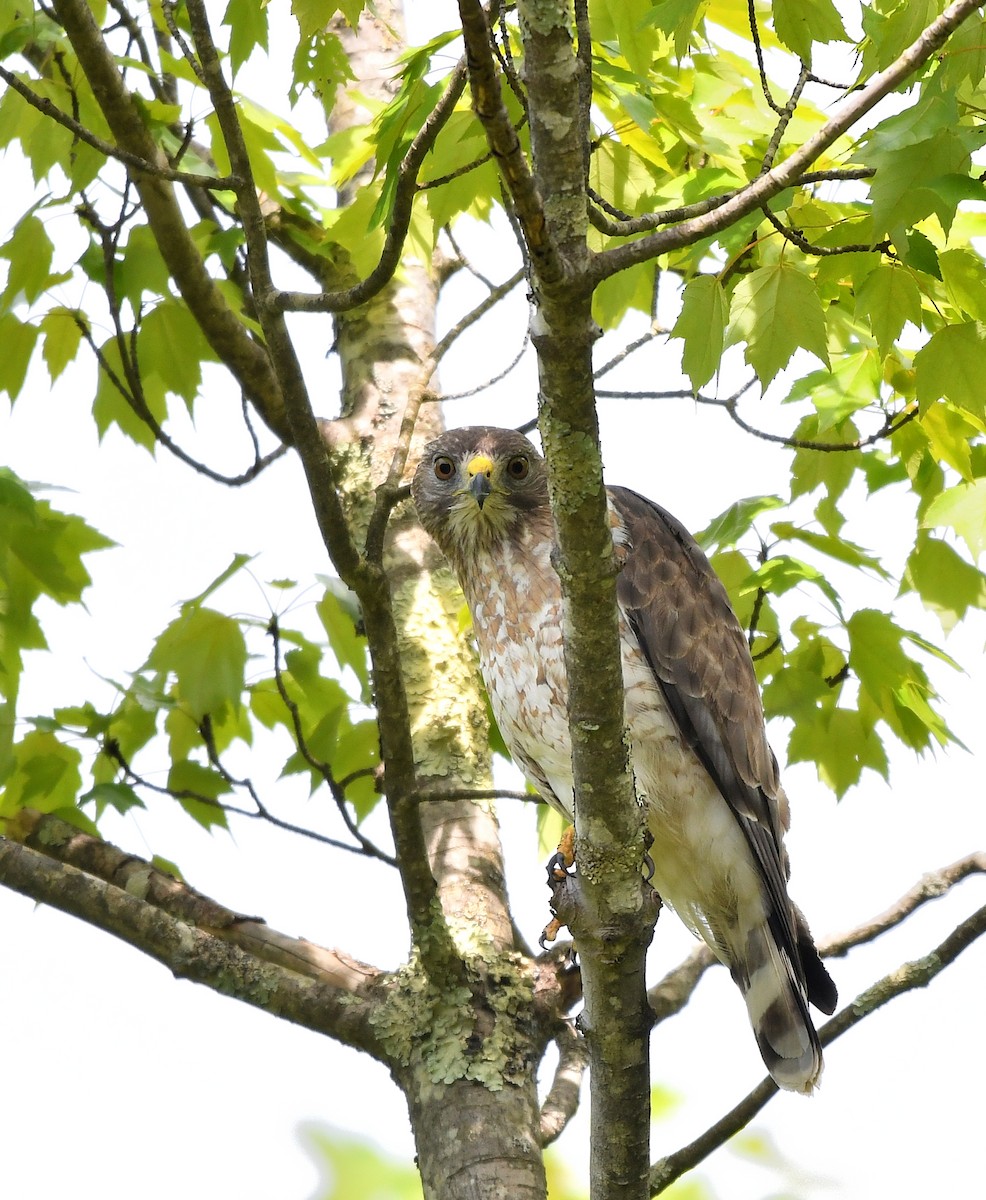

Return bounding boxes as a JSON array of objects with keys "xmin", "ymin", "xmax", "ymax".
[
  {"xmin": 433, "ymin": 456, "xmax": 456, "ymax": 481},
  {"xmin": 506, "ymin": 456, "xmax": 529, "ymax": 481}
]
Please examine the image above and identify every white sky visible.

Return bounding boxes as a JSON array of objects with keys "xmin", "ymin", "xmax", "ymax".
[{"xmin": 1, "ymin": 5, "xmax": 985, "ymax": 1199}]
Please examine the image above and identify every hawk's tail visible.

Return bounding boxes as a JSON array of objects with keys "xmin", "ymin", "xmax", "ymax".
[{"xmin": 735, "ymin": 925, "xmax": 824, "ymax": 1094}]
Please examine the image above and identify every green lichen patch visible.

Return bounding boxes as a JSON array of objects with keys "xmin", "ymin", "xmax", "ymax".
[{"xmin": 369, "ymin": 944, "xmax": 539, "ymax": 1092}]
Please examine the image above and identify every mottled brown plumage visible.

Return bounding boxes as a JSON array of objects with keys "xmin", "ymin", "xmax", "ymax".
[{"xmin": 412, "ymin": 427, "xmax": 836, "ymax": 1091}]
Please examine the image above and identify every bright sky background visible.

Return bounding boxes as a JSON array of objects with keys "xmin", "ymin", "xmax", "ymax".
[{"xmin": 2, "ymin": 5, "xmax": 984, "ymax": 1199}]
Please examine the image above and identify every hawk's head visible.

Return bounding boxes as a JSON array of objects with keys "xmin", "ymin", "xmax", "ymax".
[{"xmin": 411, "ymin": 426, "xmax": 550, "ymax": 563}]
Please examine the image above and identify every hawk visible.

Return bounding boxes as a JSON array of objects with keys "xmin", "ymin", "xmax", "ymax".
[{"xmin": 412, "ymin": 426, "xmax": 837, "ymax": 1093}]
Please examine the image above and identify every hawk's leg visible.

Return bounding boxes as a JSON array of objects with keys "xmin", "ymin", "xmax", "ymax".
[
  {"xmin": 541, "ymin": 825, "xmax": 576, "ymax": 947},
  {"xmin": 546, "ymin": 823, "xmax": 576, "ymax": 882}
]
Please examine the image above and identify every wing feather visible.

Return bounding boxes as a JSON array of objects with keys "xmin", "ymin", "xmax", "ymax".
[{"xmin": 610, "ymin": 487, "xmax": 805, "ymax": 968}]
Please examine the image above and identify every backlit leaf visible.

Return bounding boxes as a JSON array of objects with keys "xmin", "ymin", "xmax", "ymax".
[
  {"xmin": 40, "ymin": 307, "xmax": 84, "ymax": 382},
  {"xmin": 697, "ymin": 494, "xmax": 784, "ymax": 550},
  {"xmin": 922, "ymin": 477, "xmax": 986, "ymax": 560},
  {"xmin": 149, "ymin": 607, "xmax": 247, "ymax": 720},
  {"xmin": 672, "ymin": 275, "xmax": 728, "ymax": 390},
  {"xmin": 726, "ymin": 263, "xmax": 829, "ymax": 386},
  {"xmin": 854, "ymin": 263, "xmax": 922, "ymax": 357},
  {"xmin": 915, "ymin": 323, "xmax": 986, "ymax": 419},
  {"xmin": 772, "ymin": 0, "xmax": 848, "ymax": 64}
]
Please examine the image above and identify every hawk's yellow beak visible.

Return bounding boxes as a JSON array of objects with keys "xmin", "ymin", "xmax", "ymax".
[{"xmin": 466, "ymin": 454, "xmax": 495, "ymax": 508}]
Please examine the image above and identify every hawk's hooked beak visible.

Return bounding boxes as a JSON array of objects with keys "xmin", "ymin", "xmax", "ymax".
[{"xmin": 466, "ymin": 454, "xmax": 494, "ymax": 509}]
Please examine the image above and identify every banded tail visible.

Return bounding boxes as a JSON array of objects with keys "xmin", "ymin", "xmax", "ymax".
[{"xmin": 735, "ymin": 920, "xmax": 838, "ymax": 1094}]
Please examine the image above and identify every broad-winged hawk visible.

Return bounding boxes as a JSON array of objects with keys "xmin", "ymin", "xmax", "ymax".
[{"xmin": 412, "ymin": 426, "xmax": 837, "ymax": 1092}]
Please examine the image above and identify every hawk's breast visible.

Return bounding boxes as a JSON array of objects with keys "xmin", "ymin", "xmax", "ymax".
[{"xmin": 462, "ymin": 522, "xmax": 766, "ymax": 962}]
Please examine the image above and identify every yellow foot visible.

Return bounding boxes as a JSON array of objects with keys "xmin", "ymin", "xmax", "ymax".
[
  {"xmin": 546, "ymin": 823, "xmax": 576, "ymax": 881},
  {"xmin": 540, "ymin": 825, "xmax": 576, "ymax": 947},
  {"xmin": 539, "ymin": 916, "xmax": 565, "ymax": 947}
]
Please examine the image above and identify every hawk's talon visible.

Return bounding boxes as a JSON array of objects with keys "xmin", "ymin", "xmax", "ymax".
[
  {"xmin": 643, "ymin": 851, "xmax": 655, "ymax": 882},
  {"xmin": 539, "ymin": 916, "xmax": 564, "ymax": 948},
  {"xmin": 546, "ymin": 851, "xmax": 572, "ymax": 883}
]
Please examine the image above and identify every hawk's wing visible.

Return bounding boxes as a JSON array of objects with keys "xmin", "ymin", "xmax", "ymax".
[{"xmin": 610, "ymin": 485, "xmax": 836, "ymax": 1014}]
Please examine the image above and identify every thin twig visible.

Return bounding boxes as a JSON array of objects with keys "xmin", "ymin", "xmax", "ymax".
[
  {"xmin": 760, "ymin": 64, "xmax": 810, "ymax": 173},
  {"xmin": 437, "ymin": 327, "xmax": 530, "ymax": 401},
  {"xmin": 759, "ymin": 204, "xmax": 891, "ymax": 257},
  {"xmin": 594, "ymin": 326, "xmax": 666, "ymax": 380},
  {"xmin": 587, "ymin": 169, "xmax": 875, "ymax": 238},
  {"xmin": 73, "ymin": 314, "xmax": 287, "ymax": 486},
  {"xmin": 433, "ymin": 267, "xmax": 525, "ymax": 363},
  {"xmin": 747, "ymin": 0, "xmax": 786, "ymax": 115}
]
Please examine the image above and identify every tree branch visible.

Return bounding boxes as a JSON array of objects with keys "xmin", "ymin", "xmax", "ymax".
[
  {"xmin": 539, "ymin": 1019, "xmax": 590, "ymax": 1146},
  {"xmin": 821, "ymin": 852, "xmax": 986, "ymax": 956},
  {"xmin": 590, "ymin": 0, "xmax": 982, "ymax": 283},
  {"xmin": 650, "ymin": 899, "xmax": 986, "ymax": 1194},
  {"xmin": 0, "ymin": 814, "xmax": 389, "ymax": 1058}
]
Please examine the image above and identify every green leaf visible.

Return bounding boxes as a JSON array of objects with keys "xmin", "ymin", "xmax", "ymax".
[
  {"xmin": 3, "ymin": 491, "xmax": 112, "ymax": 604},
  {"xmin": 922, "ymin": 477, "xmax": 986, "ymax": 560},
  {"xmin": 117, "ymin": 224, "xmax": 172, "ymax": 303},
  {"xmin": 770, "ymin": 521, "xmax": 889, "ymax": 576},
  {"xmin": 40, "ymin": 307, "xmax": 84, "ymax": 382},
  {"xmin": 151, "ymin": 854, "xmax": 184, "ymax": 880},
  {"xmin": 788, "ymin": 707, "xmax": 888, "ymax": 798},
  {"xmin": 847, "ymin": 609, "xmax": 955, "ymax": 750},
  {"xmin": 866, "ymin": 131, "xmax": 982, "ymax": 240},
  {"xmin": 672, "ymin": 275, "xmax": 728, "ymax": 390},
  {"xmin": 138, "ymin": 301, "xmax": 218, "ymax": 409},
  {"xmin": 939, "ymin": 247, "xmax": 986, "ymax": 321},
  {"xmin": 222, "ymin": 0, "xmax": 268, "ymax": 75},
  {"xmin": 697, "ymin": 494, "xmax": 784, "ymax": 550},
  {"xmin": 81, "ymin": 781, "xmax": 145, "ymax": 817},
  {"xmin": 290, "ymin": 28, "xmax": 354, "ymax": 113},
  {"xmin": 915, "ymin": 323, "xmax": 986, "ymax": 419},
  {"xmin": 0, "ymin": 212, "xmax": 53, "ymax": 306},
  {"xmin": 900, "ymin": 228, "xmax": 941, "ymax": 279},
  {"xmin": 919, "ymin": 402, "xmax": 976, "ymax": 481},
  {"xmin": 646, "ymin": 0, "xmax": 704, "ymax": 59},
  {"xmin": 744, "ymin": 554, "xmax": 843, "ymax": 613},
  {"xmin": 185, "ymin": 553, "xmax": 255, "ymax": 608},
  {"xmin": 149, "ymin": 607, "xmax": 247, "ymax": 720},
  {"xmin": 726, "ymin": 263, "xmax": 829, "ymax": 386},
  {"xmin": 772, "ymin": 0, "xmax": 848, "ymax": 64},
  {"xmin": 0, "ymin": 312, "xmax": 39, "ymax": 401},
  {"xmin": 854, "ymin": 263, "xmax": 922, "ymax": 357},
  {"xmin": 902, "ymin": 534, "xmax": 986, "ymax": 631},
  {"xmin": 168, "ymin": 758, "xmax": 233, "ymax": 801},
  {"xmin": 317, "ymin": 579, "xmax": 369, "ymax": 693},
  {"xmin": 592, "ymin": 260, "xmax": 657, "ymax": 329},
  {"xmin": 0, "ymin": 730, "xmax": 82, "ymax": 816},
  {"xmin": 92, "ymin": 335, "xmax": 167, "ymax": 451}
]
